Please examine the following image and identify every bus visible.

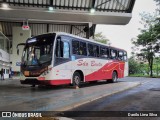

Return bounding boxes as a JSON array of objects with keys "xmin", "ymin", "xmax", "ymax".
[{"xmin": 17, "ymin": 32, "xmax": 128, "ymax": 87}]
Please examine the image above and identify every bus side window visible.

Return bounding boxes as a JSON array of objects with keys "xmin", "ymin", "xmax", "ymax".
[
  {"xmin": 118, "ymin": 51, "xmax": 124, "ymax": 61},
  {"xmin": 88, "ymin": 43, "xmax": 94, "ymax": 57},
  {"xmin": 79, "ymin": 42, "xmax": 87, "ymax": 56},
  {"xmin": 111, "ymin": 49, "xmax": 117, "ymax": 59},
  {"xmin": 55, "ymin": 37, "xmax": 70, "ymax": 58},
  {"xmin": 100, "ymin": 46, "xmax": 107, "ymax": 58},
  {"xmin": 72, "ymin": 40, "xmax": 79, "ymax": 55},
  {"xmin": 55, "ymin": 37, "xmax": 61, "ymax": 57},
  {"xmin": 106, "ymin": 48, "xmax": 109, "ymax": 58},
  {"xmin": 93, "ymin": 45, "xmax": 99, "ymax": 57},
  {"xmin": 63, "ymin": 42, "xmax": 70, "ymax": 58},
  {"xmin": 124, "ymin": 51, "xmax": 127, "ymax": 61},
  {"xmin": 115, "ymin": 50, "xmax": 118, "ymax": 59}
]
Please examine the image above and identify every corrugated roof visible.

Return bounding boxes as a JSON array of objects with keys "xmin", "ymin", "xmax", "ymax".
[
  {"xmin": 1, "ymin": 22, "xmax": 21, "ymax": 36},
  {"xmin": 3, "ymin": 0, "xmax": 135, "ymax": 13},
  {"xmin": 0, "ymin": 22, "xmax": 89, "ymax": 38}
]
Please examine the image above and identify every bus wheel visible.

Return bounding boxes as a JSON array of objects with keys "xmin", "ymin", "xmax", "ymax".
[
  {"xmin": 73, "ymin": 72, "xmax": 81, "ymax": 87},
  {"xmin": 111, "ymin": 71, "xmax": 118, "ymax": 83}
]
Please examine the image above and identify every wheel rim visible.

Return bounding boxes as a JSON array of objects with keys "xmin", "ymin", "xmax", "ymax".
[
  {"xmin": 113, "ymin": 73, "xmax": 117, "ymax": 82},
  {"xmin": 74, "ymin": 76, "xmax": 80, "ymax": 85}
]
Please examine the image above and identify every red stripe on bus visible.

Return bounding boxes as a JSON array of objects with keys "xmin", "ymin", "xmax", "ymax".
[{"xmin": 85, "ymin": 61, "xmax": 125, "ymax": 81}]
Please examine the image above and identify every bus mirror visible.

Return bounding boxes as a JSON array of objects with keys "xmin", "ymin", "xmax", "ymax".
[
  {"xmin": 17, "ymin": 49, "xmax": 19, "ymax": 55},
  {"xmin": 16, "ymin": 43, "xmax": 26, "ymax": 55}
]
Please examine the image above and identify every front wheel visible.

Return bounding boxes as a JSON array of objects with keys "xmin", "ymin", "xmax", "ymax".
[{"xmin": 72, "ymin": 72, "xmax": 81, "ymax": 87}]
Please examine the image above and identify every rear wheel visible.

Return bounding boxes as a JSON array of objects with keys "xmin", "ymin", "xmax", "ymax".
[
  {"xmin": 72, "ymin": 72, "xmax": 81, "ymax": 87},
  {"xmin": 111, "ymin": 71, "xmax": 118, "ymax": 83}
]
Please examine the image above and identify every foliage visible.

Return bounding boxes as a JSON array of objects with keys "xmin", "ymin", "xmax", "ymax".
[
  {"xmin": 131, "ymin": 12, "xmax": 160, "ymax": 77},
  {"xmin": 94, "ymin": 32, "xmax": 111, "ymax": 45},
  {"xmin": 128, "ymin": 57, "xmax": 142, "ymax": 74},
  {"xmin": 154, "ymin": 0, "xmax": 160, "ymax": 6},
  {"xmin": 129, "ymin": 57, "xmax": 160, "ymax": 77},
  {"xmin": 130, "ymin": 1, "xmax": 160, "ymax": 77}
]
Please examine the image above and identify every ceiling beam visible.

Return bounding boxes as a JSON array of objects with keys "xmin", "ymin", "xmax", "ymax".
[{"xmin": 127, "ymin": 0, "xmax": 136, "ymax": 13}]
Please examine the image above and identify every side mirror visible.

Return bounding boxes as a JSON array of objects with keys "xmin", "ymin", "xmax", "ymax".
[
  {"xmin": 17, "ymin": 49, "xmax": 19, "ymax": 55},
  {"xmin": 16, "ymin": 43, "xmax": 26, "ymax": 55}
]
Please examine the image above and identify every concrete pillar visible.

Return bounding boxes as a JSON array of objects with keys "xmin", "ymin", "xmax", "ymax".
[
  {"xmin": 10, "ymin": 27, "xmax": 31, "ymax": 73},
  {"xmin": 0, "ymin": 23, "xmax": 2, "ymax": 32}
]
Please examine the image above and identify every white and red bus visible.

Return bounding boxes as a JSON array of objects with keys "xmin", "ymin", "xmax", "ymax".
[{"xmin": 18, "ymin": 32, "xmax": 128, "ymax": 87}]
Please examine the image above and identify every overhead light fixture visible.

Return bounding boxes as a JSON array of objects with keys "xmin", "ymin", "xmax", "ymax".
[
  {"xmin": 2, "ymin": 3, "xmax": 9, "ymax": 9},
  {"xmin": 90, "ymin": 8, "xmax": 95, "ymax": 14},
  {"xmin": 48, "ymin": 6, "xmax": 54, "ymax": 11}
]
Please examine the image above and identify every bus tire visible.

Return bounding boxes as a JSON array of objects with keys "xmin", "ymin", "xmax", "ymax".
[
  {"xmin": 72, "ymin": 72, "xmax": 81, "ymax": 87},
  {"xmin": 111, "ymin": 71, "xmax": 118, "ymax": 83}
]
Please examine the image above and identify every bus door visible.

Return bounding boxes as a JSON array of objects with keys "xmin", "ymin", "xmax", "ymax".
[{"xmin": 54, "ymin": 36, "xmax": 71, "ymax": 81}]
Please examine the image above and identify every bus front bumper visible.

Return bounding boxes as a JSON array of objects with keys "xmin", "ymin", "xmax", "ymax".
[
  {"xmin": 20, "ymin": 78, "xmax": 71, "ymax": 85},
  {"xmin": 20, "ymin": 79, "xmax": 41, "ymax": 85}
]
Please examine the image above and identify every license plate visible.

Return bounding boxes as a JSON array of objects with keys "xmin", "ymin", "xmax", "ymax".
[{"xmin": 24, "ymin": 71, "xmax": 29, "ymax": 76}]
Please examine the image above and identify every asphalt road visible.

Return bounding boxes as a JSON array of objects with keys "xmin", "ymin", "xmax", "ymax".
[
  {"xmin": 0, "ymin": 77, "xmax": 160, "ymax": 120},
  {"xmin": 61, "ymin": 77, "xmax": 160, "ymax": 120}
]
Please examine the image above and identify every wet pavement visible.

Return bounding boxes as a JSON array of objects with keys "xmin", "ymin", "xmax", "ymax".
[
  {"xmin": 65, "ymin": 77, "xmax": 160, "ymax": 120},
  {"xmin": 0, "ymin": 78, "xmax": 140, "ymax": 112}
]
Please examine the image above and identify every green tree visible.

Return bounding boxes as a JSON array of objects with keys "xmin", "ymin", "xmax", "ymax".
[
  {"xmin": 132, "ymin": 13, "xmax": 160, "ymax": 77},
  {"xmin": 128, "ymin": 57, "xmax": 141, "ymax": 74},
  {"xmin": 94, "ymin": 32, "xmax": 111, "ymax": 45},
  {"xmin": 128, "ymin": 57, "xmax": 139, "ymax": 74}
]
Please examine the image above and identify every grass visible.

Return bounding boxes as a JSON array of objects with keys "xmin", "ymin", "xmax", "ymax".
[
  {"xmin": 129, "ymin": 74, "xmax": 150, "ymax": 77},
  {"xmin": 129, "ymin": 74, "xmax": 160, "ymax": 78}
]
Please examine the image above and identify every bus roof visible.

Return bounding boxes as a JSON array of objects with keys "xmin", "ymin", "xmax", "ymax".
[
  {"xmin": 55, "ymin": 32, "xmax": 127, "ymax": 52},
  {"xmin": 32, "ymin": 32, "xmax": 126, "ymax": 52}
]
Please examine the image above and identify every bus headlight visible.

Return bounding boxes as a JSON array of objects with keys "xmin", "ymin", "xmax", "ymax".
[{"xmin": 42, "ymin": 67, "xmax": 52, "ymax": 76}]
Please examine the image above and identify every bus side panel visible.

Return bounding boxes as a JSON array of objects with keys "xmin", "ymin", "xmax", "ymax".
[
  {"xmin": 47, "ymin": 62, "xmax": 72, "ymax": 83},
  {"xmin": 117, "ymin": 61, "xmax": 125, "ymax": 78},
  {"xmin": 124, "ymin": 61, "xmax": 128, "ymax": 77},
  {"xmin": 85, "ymin": 60, "xmax": 125, "ymax": 81}
]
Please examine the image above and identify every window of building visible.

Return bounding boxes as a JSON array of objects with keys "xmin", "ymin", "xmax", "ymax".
[{"xmin": 6, "ymin": 69, "xmax": 9, "ymax": 74}]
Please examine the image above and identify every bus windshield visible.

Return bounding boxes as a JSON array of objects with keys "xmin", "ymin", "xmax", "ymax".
[{"xmin": 22, "ymin": 34, "xmax": 55, "ymax": 66}]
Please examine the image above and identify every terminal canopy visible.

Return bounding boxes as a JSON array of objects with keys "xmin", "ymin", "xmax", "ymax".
[
  {"xmin": 0, "ymin": 0, "xmax": 136, "ymax": 38},
  {"xmin": 0, "ymin": 0, "xmax": 135, "ymax": 25}
]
